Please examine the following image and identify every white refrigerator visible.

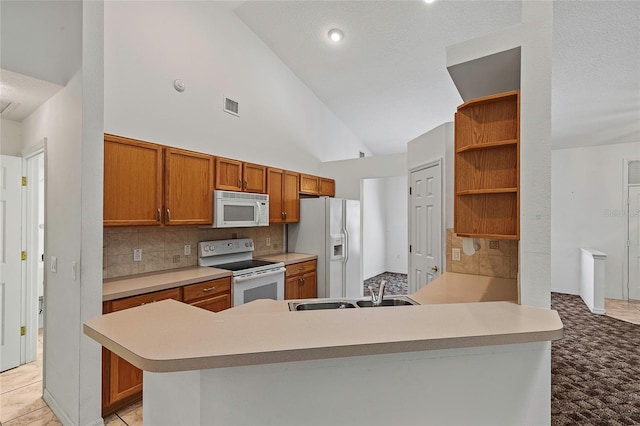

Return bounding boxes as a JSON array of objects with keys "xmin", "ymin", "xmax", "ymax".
[{"xmin": 288, "ymin": 197, "xmax": 362, "ymax": 299}]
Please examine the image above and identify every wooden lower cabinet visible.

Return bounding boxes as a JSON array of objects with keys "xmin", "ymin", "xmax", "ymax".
[
  {"xmin": 284, "ymin": 260, "xmax": 317, "ymax": 300},
  {"xmin": 101, "ymin": 279, "xmax": 231, "ymax": 416},
  {"xmin": 183, "ymin": 277, "xmax": 232, "ymax": 312}
]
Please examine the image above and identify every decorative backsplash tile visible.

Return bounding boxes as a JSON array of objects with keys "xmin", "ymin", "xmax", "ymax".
[
  {"xmin": 103, "ymin": 224, "xmax": 285, "ymax": 279},
  {"xmin": 446, "ymin": 228, "xmax": 518, "ymax": 279}
]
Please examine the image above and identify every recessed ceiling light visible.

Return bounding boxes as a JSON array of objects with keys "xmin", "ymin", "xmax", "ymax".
[
  {"xmin": 424, "ymin": 0, "xmax": 435, "ymax": 3},
  {"xmin": 328, "ymin": 28, "xmax": 344, "ymax": 42}
]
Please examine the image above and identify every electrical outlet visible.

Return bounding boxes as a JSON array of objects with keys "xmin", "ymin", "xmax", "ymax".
[
  {"xmin": 173, "ymin": 255, "xmax": 180, "ymax": 263},
  {"xmin": 452, "ymin": 248, "xmax": 461, "ymax": 261},
  {"xmin": 489, "ymin": 240, "xmax": 500, "ymax": 250},
  {"xmin": 184, "ymin": 244, "xmax": 191, "ymax": 256},
  {"xmin": 50, "ymin": 256, "xmax": 57, "ymax": 273},
  {"xmin": 133, "ymin": 249, "xmax": 142, "ymax": 262},
  {"xmin": 266, "ymin": 237, "xmax": 271, "ymax": 247}
]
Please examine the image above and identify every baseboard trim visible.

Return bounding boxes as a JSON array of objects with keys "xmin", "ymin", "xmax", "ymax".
[
  {"xmin": 43, "ymin": 388, "xmax": 73, "ymax": 425},
  {"xmin": 42, "ymin": 389, "xmax": 104, "ymax": 426}
]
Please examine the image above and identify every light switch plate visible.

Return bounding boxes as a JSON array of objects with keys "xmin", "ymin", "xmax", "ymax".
[
  {"xmin": 184, "ymin": 244, "xmax": 191, "ymax": 256},
  {"xmin": 50, "ymin": 256, "xmax": 57, "ymax": 273}
]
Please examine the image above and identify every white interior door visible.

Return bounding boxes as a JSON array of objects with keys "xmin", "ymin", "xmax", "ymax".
[
  {"xmin": 629, "ymin": 185, "xmax": 640, "ymax": 301},
  {"xmin": 0, "ymin": 155, "xmax": 23, "ymax": 372},
  {"xmin": 409, "ymin": 163, "xmax": 442, "ymax": 292}
]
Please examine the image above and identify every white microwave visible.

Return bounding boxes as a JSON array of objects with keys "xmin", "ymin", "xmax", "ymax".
[{"xmin": 211, "ymin": 190, "xmax": 269, "ymax": 228}]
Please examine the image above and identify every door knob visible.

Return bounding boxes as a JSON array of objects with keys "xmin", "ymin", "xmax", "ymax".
[{"xmin": 431, "ymin": 265, "xmax": 438, "ymax": 272}]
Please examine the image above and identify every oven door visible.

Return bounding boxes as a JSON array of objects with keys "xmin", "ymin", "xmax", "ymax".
[{"xmin": 232, "ymin": 267, "xmax": 285, "ymax": 306}]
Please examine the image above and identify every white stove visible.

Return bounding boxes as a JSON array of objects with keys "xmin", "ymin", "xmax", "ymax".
[{"xmin": 198, "ymin": 238, "xmax": 285, "ymax": 306}]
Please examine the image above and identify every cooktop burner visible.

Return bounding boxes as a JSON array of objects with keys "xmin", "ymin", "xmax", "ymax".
[{"xmin": 212, "ymin": 259, "xmax": 277, "ymax": 272}]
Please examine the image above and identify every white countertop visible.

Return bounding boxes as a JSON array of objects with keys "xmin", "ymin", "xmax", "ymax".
[{"xmin": 87, "ymin": 272, "xmax": 562, "ymax": 372}]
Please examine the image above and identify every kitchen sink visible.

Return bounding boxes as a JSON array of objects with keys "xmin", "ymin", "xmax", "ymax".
[
  {"xmin": 289, "ymin": 296, "xmax": 418, "ymax": 311},
  {"xmin": 356, "ymin": 296, "xmax": 418, "ymax": 307},
  {"xmin": 289, "ymin": 300, "xmax": 358, "ymax": 311}
]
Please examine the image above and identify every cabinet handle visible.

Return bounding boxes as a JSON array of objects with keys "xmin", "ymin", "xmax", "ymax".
[
  {"xmin": 298, "ymin": 278, "xmax": 303, "ymax": 285},
  {"xmin": 157, "ymin": 208, "xmax": 161, "ymax": 222},
  {"xmin": 244, "ymin": 180, "xmax": 248, "ymax": 189},
  {"xmin": 140, "ymin": 300, "xmax": 158, "ymax": 307},
  {"xmin": 281, "ymin": 212, "xmax": 285, "ymax": 220},
  {"xmin": 238, "ymin": 179, "xmax": 242, "ymax": 188},
  {"xmin": 166, "ymin": 209, "xmax": 171, "ymax": 221},
  {"xmin": 202, "ymin": 287, "xmax": 215, "ymax": 292},
  {"xmin": 284, "ymin": 211, "xmax": 287, "ymax": 219}
]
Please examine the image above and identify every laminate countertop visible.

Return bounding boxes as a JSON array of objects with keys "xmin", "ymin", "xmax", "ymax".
[
  {"xmin": 255, "ymin": 253, "xmax": 317, "ymax": 265},
  {"xmin": 86, "ymin": 272, "xmax": 562, "ymax": 373},
  {"xmin": 103, "ymin": 267, "xmax": 232, "ymax": 301}
]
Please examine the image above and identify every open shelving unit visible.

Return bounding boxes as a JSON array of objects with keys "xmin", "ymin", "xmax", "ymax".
[{"xmin": 454, "ymin": 90, "xmax": 520, "ymax": 240}]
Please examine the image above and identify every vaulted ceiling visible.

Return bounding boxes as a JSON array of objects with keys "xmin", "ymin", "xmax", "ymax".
[{"xmin": 1, "ymin": 1, "xmax": 638, "ymax": 154}]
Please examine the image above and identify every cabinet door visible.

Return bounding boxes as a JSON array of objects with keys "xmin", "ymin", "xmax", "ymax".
[
  {"xmin": 165, "ymin": 148, "xmax": 214, "ymax": 225},
  {"xmin": 285, "ymin": 274, "xmax": 301, "ymax": 299},
  {"xmin": 319, "ymin": 178, "xmax": 335, "ymax": 197},
  {"xmin": 190, "ymin": 293, "xmax": 231, "ymax": 312},
  {"xmin": 299, "ymin": 270, "xmax": 317, "ymax": 299},
  {"xmin": 104, "ymin": 135, "xmax": 163, "ymax": 226},
  {"xmin": 283, "ymin": 171, "xmax": 300, "ymax": 222},
  {"xmin": 243, "ymin": 163, "xmax": 267, "ymax": 193},
  {"xmin": 299, "ymin": 174, "xmax": 319, "ymax": 195},
  {"xmin": 267, "ymin": 168, "xmax": 285, "ymax": 223},
  {"xmin": 215, "ymin": 157, "xmax": 243, "ymax": 191}
]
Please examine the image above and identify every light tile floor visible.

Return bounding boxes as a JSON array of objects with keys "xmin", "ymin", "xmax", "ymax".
[
  {"xmin": 605, "ymin": 297, "xmax": 640, "ymax": 324},
  {"xmin": 0, "ymin": 330, "xmax": 142, "ymax": 426}
]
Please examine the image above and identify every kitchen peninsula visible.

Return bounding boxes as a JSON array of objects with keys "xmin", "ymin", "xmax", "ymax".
[{"xmin": 86, "ymin": 272, "xmax": 562, "ymax": 425}]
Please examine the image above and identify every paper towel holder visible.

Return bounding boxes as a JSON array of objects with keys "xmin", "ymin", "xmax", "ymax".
[{"xmin": 462, "ymin": 237, "xmax": 481, "ymax": 256}]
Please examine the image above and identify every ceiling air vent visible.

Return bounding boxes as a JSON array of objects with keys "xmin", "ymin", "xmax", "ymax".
[
  {"xmin": 224, "ymin": 97, "xmax": 239, "ymax": 116},
  {"xmin": 0, "ymin": 99, "xmax": 14, "ymax": 115}
]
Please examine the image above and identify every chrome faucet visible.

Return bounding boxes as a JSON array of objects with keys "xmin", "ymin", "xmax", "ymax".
[{"xmin": 368, "ymin": 280, "xmax": 387, "ymax": 306}]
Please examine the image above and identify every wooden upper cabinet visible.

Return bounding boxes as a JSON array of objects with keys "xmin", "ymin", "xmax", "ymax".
[
  {"xmin": 104, "ymin": 134, "xmax": 163, "ymax": 226},
  {"xmin": 300, "ymin": 174, "xmax": 335, "ymax": 197},
  {"xmin": 215, "ymin": 158, "xmax": 267, "ymax": 193},
  {"xmin": 299, "ymin": 174, "xmax": 319, "ymax": 195},
  {"xmin": 243, "ymin": 163, "xmax": 267, "ymax": 193},
  {"xmin": 215, "ymin": 157, "xmax": 243, "ymax": 192},
  {"xmin": 319, "ymin": 178, "xmax": 335, "ymax": 197},
  {"xmin": 267, "ymin": 168, "xmax": 299, "ymax": 223},
  {"xmin": 164, "ymin": 148, "xmax": 214, "ymax": 225},
  {"xmin": 454, "ymin": 90, "xmax": 520, "ymax": 240}
]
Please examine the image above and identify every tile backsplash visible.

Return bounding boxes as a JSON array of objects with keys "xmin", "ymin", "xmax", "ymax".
[
  {"xmin": 103, "ymin": 224, "xmax": 285, "ymax": 279},
  {"xmin": 446, "ymin": 228, "xmax": 518, "ymax": 279}
]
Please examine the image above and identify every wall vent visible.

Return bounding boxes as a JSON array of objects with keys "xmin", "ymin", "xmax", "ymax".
[{"xmin": 224, "ymin": 97, "xmax": 239, "ymax": 116}]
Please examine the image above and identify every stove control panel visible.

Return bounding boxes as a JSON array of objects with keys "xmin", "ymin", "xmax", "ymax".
[{"xmin": 198, "ymin": 238, "xmax": 254, "ymax": 258}]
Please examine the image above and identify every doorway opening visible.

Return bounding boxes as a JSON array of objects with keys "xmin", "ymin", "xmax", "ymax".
[{"xmin": 361, "ymin": 176, "xmax": 408, "ymax": 297}]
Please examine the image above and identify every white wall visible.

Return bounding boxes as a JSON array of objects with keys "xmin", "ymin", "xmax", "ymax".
[
  {"xmin": 103, "ymin": 2, "xmax": 369, "ymax": 173},
  {"xmin": 363, "ymin": 178, "xmax": 386, "ymax": 279},
  {"xmin": 21, "ymin": 4, "xmax": 104, "ymax": 425},
  {"xmin": 551, "ymin": 141, "xmax": 640, "ymax": 298},
  {"xmin": 0, "ymin": 118, "xmax": 23, "ymax": 155},
  {"xmin": 384, "ymin": 176, "xmax": 408, "ymax": 274},
  {"xmin": 320, "ymin": 153, "xmax": 407, "ymax": 200}
]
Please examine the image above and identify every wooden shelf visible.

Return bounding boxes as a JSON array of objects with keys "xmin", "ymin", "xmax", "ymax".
[
  {"xmin": 456, "ymin": 188, "xmax": 517, "ymax": 196},
  {"xmin": 454, "ymin": 91, "xmax": 520, "ymax": 240},
  {"xmin": 456, "ymin": 139, "xmax": 518, "ymax": 153}
]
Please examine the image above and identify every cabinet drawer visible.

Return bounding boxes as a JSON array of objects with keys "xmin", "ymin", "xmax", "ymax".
[
  {"xmin": 189, "ymin": 293, "xmax": 231, "ymax": 313},
  {"xmin": 286, "ymin": 260, "xmax": 316, "ymax": 277},
  {"xmin": 110, "ymin": 288, "xmax": 182, "ymax": 312},
  {"xmin": 183, "ymin": 278, "xmax": 231, "ymax": 303}
]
